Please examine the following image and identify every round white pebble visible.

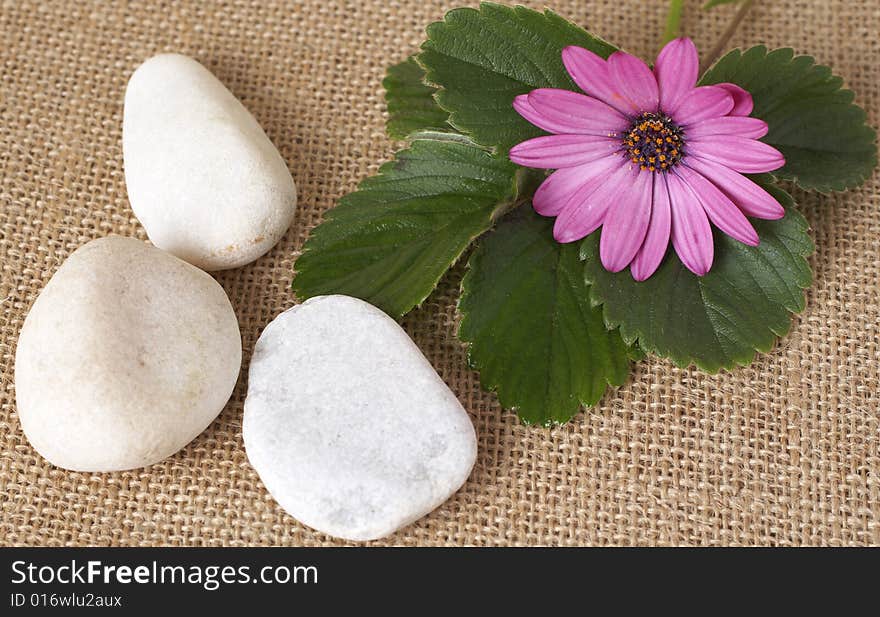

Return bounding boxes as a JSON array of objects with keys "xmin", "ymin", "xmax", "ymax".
[
  {"xmin": 15, "ymin": 237, "xmax": 242, "ymax": 472},
  {"xmin": 123, "ymin": 53, "xmax": 297, "ymax": 271},
  {"xmin": 243, "ymin": 295, "xmax": 477, "ymax": 541}
]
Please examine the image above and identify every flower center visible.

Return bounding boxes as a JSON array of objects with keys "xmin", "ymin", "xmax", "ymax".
[{"xmin": 622, "ymin": 112, "xmax": 684, "ymax": 172}]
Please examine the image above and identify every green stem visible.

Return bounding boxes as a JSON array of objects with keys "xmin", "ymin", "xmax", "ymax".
[
  {"xmin": 662, "ymin": 0, "xmax": 685, "ymax": 44},
  {"xmin": 699, "ymin": 0, "xmax": 757, "ymax": 74}
]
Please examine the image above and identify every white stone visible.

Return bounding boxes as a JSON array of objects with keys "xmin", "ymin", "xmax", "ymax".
[
  {"xmin": 123, "ymin": 53, "xmax": 297, "ymax": 271},
  {"xmin": 243, "ymin": 295, "xmax": 477, "ymax": 541},
  {"xmin": 15, "ymin": 237, "xmax": 242, "ymax": 472}
]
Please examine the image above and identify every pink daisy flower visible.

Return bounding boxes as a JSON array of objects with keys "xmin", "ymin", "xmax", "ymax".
[{"xmin": 509, "ymin": 37, "xmax": 786, "ymax": 280}]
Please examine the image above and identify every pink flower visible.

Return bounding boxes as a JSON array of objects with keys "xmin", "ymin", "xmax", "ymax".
[{"xmin": 509, "ymin": 38, "xmax": 785, "ymax": 280}]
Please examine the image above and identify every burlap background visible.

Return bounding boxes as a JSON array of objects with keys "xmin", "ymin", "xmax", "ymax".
[{"xmin": 0, "ymin": 0, "xmax": 877, "ymax": 547}]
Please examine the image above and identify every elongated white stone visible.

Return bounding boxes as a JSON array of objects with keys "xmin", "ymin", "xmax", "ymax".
[
  {"xmin": 243, "ymin": 295, "xmax": 477, "ymax": 541},
  {"xmin": 123, "ymin": 53, "xmax": 297, "ymax": 271},
  {"xmin": 15, "ymin": 237, "xmax": 242, "ymax": 472}
]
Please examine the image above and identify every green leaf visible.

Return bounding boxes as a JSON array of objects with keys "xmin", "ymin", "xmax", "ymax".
[
  {"xmin": 701, "ymin": 46, "xmax": 877, "ymax": 192},
  {"xmin": 459, "ymin": 208, "xmax": 633, "ymax": 425},
  {"xmin": 383, "ymin": 57, "xmax": 451, "ymax": 139},
  {"xmin": 703, "ymin": 0, "xmax": 740, "ymax": 8},
  {"xmin": 293, "ymin": 134, "xmax": 521, "ymax": 319},
  {"xmin": 581, "ymin": 178, "xmax": 814, "ymax": 373},
  {"xmin": 419, "ymin": 2, "xmax": 616, "ymax": 154}
]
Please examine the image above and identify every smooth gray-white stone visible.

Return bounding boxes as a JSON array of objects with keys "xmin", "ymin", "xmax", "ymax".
[
  {"xmin": 243, "ymin": 295, "xmax": 477, "ymax": 541},
  {"xmin": 15, "ymin": 236, "xmax": 242, "ymax": 472},
  {"xmin": 123, "ymin": 53, "xmax": 297, "ymax": 271}
]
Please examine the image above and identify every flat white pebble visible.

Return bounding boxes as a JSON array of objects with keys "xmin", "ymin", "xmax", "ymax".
[
  {"xmin": 243, "ymin": 295, "xmax": 477, "ymax": 541},
  {"xmin": 123, "ymin": 53, "xmax": 297, "ymax": 271},
  {"xmin": 15, "ymin": 237, "xmax": 242, "ymax": 472}
]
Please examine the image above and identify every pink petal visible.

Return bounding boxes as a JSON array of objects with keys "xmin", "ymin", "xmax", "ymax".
[
  {"xmin": 673, "ymin": 86, "xmax": 734, "ymax": 125},
  {"xmin": 666, "ymin": 171, "xmax": 714, "ymax": 276},
  {"xmin": 688, "ymin": 137, "xmax": 785, "ymax": 173},
  {"xmin": 654, "ymin": 37, "xmax": 699, "ymax": 114},
  {"xmin": 685, "ymin": 116, "xmax": 768, "ymax": 140},
  {"xmin": 532, "ymin": 166, "xmax": 589, "ymax": 216},
  {"xmin": 676, "ymin": 166, "xmax": 759, "ymax": 246},
  {"xmin": 608, "ymin": 51, "xmax": 659, "ymax": 114},
  {"xmin": 684, "ymin": 156, "xmax": 784, "ymax": 219},
  {"xmin": 631, "ymin": 173, "xmax": 672, "ymax": 281},
  {"xmin": 509, "ymin": 134, "xmax": 620, "ymax": 169},
  {"xmin": 513, "ymin": 89, "xmax": 629, "ymax": 136},
  {"xmin": 599, "ymin": 169, "xmax": 653, "ymax": 272},
  {"xmin": 533, "ymin": 154, "xmax": 623, "ymax": 216},
  {"xmin": 552, "ymin": 160, "xmax": 632, "ymax": 242},
  {"xmin": 713, "ymin": 83, "xmax": 754, "ymax": 116},
  {"xmin": 562, "ymin": 46, "xmax": 639, "ymax": 116}
]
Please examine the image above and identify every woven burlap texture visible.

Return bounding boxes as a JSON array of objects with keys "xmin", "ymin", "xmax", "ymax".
[{"xmin": 1, "ymin": 0, "xmax": 877, "ymax": 546}]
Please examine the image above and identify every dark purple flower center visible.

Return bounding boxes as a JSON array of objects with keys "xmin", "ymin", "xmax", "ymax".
[{"xmin": 622, "ymin": 112, "xmax": 684, "ymax": 172}]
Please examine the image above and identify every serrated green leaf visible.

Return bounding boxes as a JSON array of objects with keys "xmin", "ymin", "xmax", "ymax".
[
  {"xmin": 459, "ymin": 208, "xmax": 632, "ymax": 425},
  {"xmin": 293, "ymin": 135, "xmax": 520, "ymax": 319},
  {"xmin": 581, "ymin": 178, "xmax": 814, "ymax": 373},
  {"xmin": 703, "ymin": 0, "xmax": 740, "ymax": 8},
  {"xmin": 419, "ymin": 2, "xmax": 616, "ymax": 154},
  {"xmin": 383, "ymin": 57, "xmax": 452, "ymax": 139},
  {"xmin": 701, "ymin": 46, "xmax": 877, "ymax": 192}
]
